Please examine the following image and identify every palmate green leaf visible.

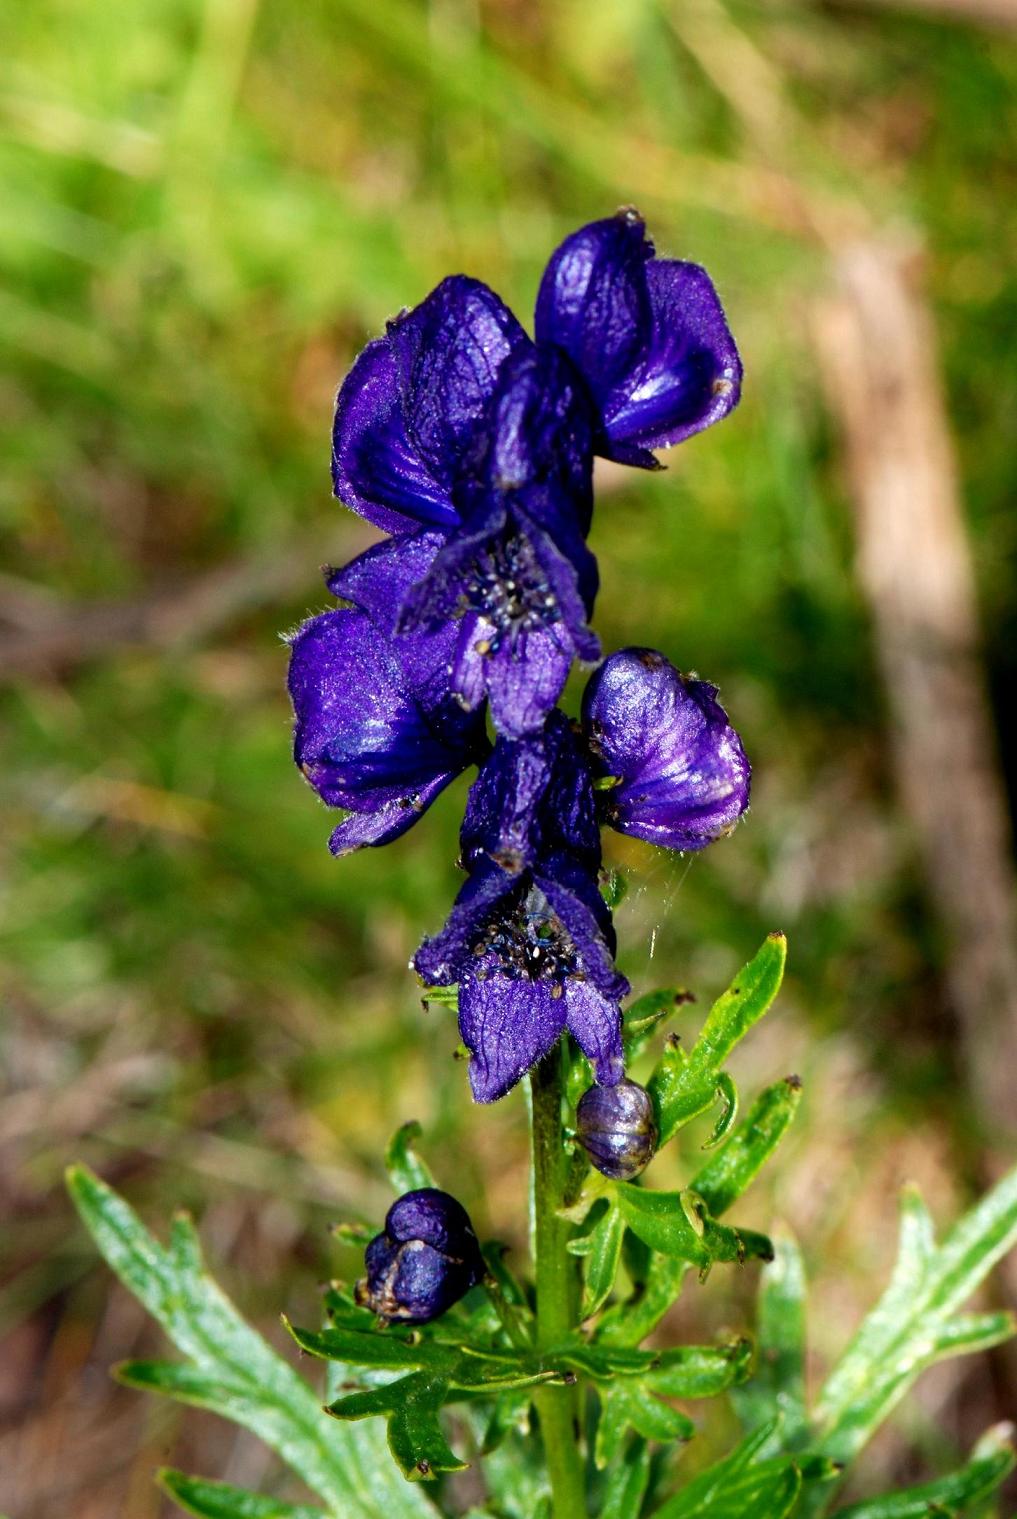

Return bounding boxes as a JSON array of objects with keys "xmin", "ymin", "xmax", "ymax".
[
  {"xmin": 811, "ymin": 1170, "xmax": 1017, "ymax": 1470},
  {"xmin": 595, "ymin": 1379, "xmax": 694, "ymax": 1468},
  {"xmin": 831, "ymin": 1423, "xmax": 1015, "ymax": 1518},
  {"xmin": 327, "ymin": 1373, "xmax": 466, "ymax": 1481},
  {"xmin": 648, "ymin": 933, "xmax": 786, "ymax": 1146},
  {"xmin": 601, "ymin": 1436, "xmax": 651, "ymax": 1519},
  {"xmin": 384, "ymin": 1121, "xmax": 436, "ymax": 1195},
  {"xmin": 598, "ymin": 1078, "xmax": 801, "ymax": 1348},
  {"xmin": 158, "ymin": 1469, "xmax": 324, "ymax": 1519},
  {"xmin": 66, "ymin": 1166, "xmax": 433, "ymax": 1519},
  {"xmin": 732, "ymin": 1227, "xmax": 807, "ymax": 1448},
  {"xmin": 569, "ymin": 1199, "xmax": 626, "ymax": 1319},
  {"xmin": 615, "ymin": 1184, "xmax": 773, "ymax": 1271},
  {"xmin": 648, "ymin": 1423, "xmax": 802, "ymax": 1519},
  {"xmin": 590, "ymin": 1339, "xmax": 753, "ymax": 1469}
]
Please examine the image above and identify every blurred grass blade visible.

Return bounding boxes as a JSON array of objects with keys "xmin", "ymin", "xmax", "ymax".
[
  {"xmin": 812, "ymin": 1169, "xmax": 1017, "ymax": 1469},
  {"xmin": 66, "ymin": 1165, "xmax": 434, "ymax": 1518},
  {"xmin": 732, "ymin": 1227, "xmax": 807, "ymax": 1447},
  {"xmin": 158, "ymin": 1469, "xmax": 324, "ymax": 1518},
  {"xmin": 384, "ymin": 1121, "xmax": 436, "ymax": 1194},
  {"xmin": 830, "ymin": 1422, "xmax": 1016, "ymax": 1517},
  {"xmin": 648, "ymin": 934, "xmax": 786, "ymax": 1145},
  {"xmin": 646, "ymin": 1423, "xmax": 801, "ymax": 1518},
  {"xmin": 601, "ymin": 1435, "xmax": 651, "ymax": 1519}
]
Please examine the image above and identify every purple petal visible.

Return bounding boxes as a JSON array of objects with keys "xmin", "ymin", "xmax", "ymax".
[
  {"xmin": 482, "ymin": 626, "xmax": 574, "ymax": 740},
  {"xmin": 604, "ymin": 259, "xmax": 742, "ymax": 452},
  {"xmin": 535, "ymin": 211, "xmax": 741, "ymax": 462},
  {"xmin": 458, "ymin": 970, "xmax": 568, "ymax": 1103},
  {"xmin": 327, "ymin": 772, "xmax": 459, "ymax": 857},
  {"xmin": 460, "ymin": 713, "xmax": 600, "ymax": 873},
  {"xmin": 564, "ymin": 979, "xmax": 624, "ymax": 1087},
  {"xmin": 535, "ymin": 212, "xmax": 652, "ymax": 410},
  {"xmin": 331, "ymin": 338, "xmax": 459, "ymax": 533},
  {"xmin": 538, "ymin": 857, "xmax": 629, "ymax": 1001},
  {"xmin": 413, "ymin": 862, "xmax": 518, "ymax": 986},
  {"xmin": 287, "ymin": 605, "xmax": 482, "ymax": 844},
  {"xmin": 332, "ymin": 277, "xmax": 530, "ymax": 531},
  {"xmin": 582, "ymin": 648, "xmax": 750, "ymax": 851}
]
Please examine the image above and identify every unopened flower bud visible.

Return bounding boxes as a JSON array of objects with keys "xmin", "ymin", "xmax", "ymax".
[
  {"xmin": 355, "ymin": 1188, "xmax": 485, "ymax": 1324},
  {"xmin": 576, "ymin": 1078, "xmax": 658, "ymax": 1180}
]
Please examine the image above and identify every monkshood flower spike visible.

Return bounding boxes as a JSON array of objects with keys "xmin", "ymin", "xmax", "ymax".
[
  {"xmin": 356, "ymin": 1188, "xmax": 485, "ymax": 1324},
  {"xmin": 331, "ymin": 210, "xmax": 740, "ymax": 735}
]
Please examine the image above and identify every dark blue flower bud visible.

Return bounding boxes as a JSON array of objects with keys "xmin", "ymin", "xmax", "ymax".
[
  {"xmin": 355, "ymin": 1188, "xmax": 485, "ymax": 1324},
  {"xmin": 576, "ymin": 1079, "xmax": 658, "ymax": 1180}
]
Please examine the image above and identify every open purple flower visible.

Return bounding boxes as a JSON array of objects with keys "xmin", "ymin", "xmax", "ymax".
[
  {"xmin": 582, "ymin": 647, "xmax": 750, "ymax": 851},
  {"xmin": 414, "ymin": 714, "xmax": 628, "ymax": 1103},
  {"xmin": 287, "ymin": 533, "xmax": 488, "ymax": 855},
  {"xmin": 536, "ymin": 209, "xmax": 742, "ymax": 468}
]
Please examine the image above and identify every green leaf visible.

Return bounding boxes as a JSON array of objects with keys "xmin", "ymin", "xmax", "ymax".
[
  {"xmin": 701, "ymin": 1072, "xmax": 739, "ymax": 1150},
  {"xmin": 595, "ymin": 1379, "xmax": 694, "ymax": 1468},
  {"xmin": 158, "ymin": 1469, "xmax": 324, "ymax": 1519},
  {"xmin": 569, "ymin": 1200, "xmax": 625, "ymax": 1319},
  {"xmin": 691, "ymin": 1077, "xmax": 802, "ymax": 1217},
  {"xmin": 66, "ymin": 1165, "xmax": 433, "ymax": 1518},
  {"xmin": 647, "ymin": 1425, "xmax": 802, "ymax": 1518},
  {"xmin": 328, "ymin": 1372, "xmax": 466, "ymax": 1481},
  {"xmin": 648, "ymin": 934, "xmax": 787, "ymax": 1146},
  {"xmin": 622, "ymin": 988, "xmax": 694, "ymax": 1062},
  {"xmin": 285, "ymin": 1321, "xmax": 456, "ymax": 1373},
  {"xmin": 732, "ymin": 1227, "xmax": 807, "ymax": 1447},
  {"xmin": 384, "ymin": 1121, "xmax": 436, "ymax": 1194},
  {"xmin": 830, "ymin": 1423, "xmax": 1016, "ymax": 1517},
  {"xmin": 601, "ymin": 1436, "xmax": 651, "ymax": 1519},
  {"xmin": 644, "ymin": 1338, "xmax": 754, "ymax": 1398},
  {"xmin": 615, "ymin": 1184, "xmax": 773, "ymax": 1271},
  {"xmin": 597, "ymin": 1079, "xmax": 799, "ymax": 1350},
  {"xmin": 812, "ymin": 1169, "xmax": 1017, "ymax": 1469}
]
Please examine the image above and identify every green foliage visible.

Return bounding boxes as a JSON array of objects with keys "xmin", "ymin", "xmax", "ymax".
[
  {"xmin": 811, "ymin": 1174, "xmax": 1017, "ymax": 1471},
  {"xmin": 732, "ymin": 1228, "xmax": 808, "ymax": 1447},
  {"xmin": 648, "ymin": 933, "xmax": 787, "ymax": 1147},
  {"xmin": 829, "ymin": 1423, "xmax": 1015, "ymax": 1518},
  {"xmin": 384, "ymin": 1121, "xmax": 437, "ymax": 1194},
  {"xmin": 66, "ymin": 1165, "xmax": 433, "ymax": 1519},
  {"xmin": 647, "ymin": 1424, "xmax": 808, "ymax": 1519},
  {"xmin": 158, "ymin": 1471, "xmax": 324, "ymax": 1519}
]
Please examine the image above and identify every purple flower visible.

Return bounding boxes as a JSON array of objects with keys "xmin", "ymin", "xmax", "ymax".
[
  {"xmin": 536, "ymin": 209, "xmax": 742, "ymax": 468},
  {"xmin": 356, "ymin": 1188, "xmax": 485, "ymax": 1324},
  {"xmin": 330, "ymin": 217, "xmax": 741, "ymax": 734},
  {"xmin": 414, "ymin": 715, "xmax": 628, "ymax": 1103},
  {"xmin": 582, "ymin": 647, "xmax": 750, "ymax": 851},
  {"xmin": 287, "ymin": 533, "xmax": 488, "ymax": 855}
]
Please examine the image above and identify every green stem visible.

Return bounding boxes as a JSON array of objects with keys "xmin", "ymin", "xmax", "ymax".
[{"xmin": 530, "ymin": 1042, "xmax": 586, "ymax": 1519}]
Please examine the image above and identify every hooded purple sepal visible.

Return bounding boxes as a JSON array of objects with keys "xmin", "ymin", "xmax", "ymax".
[
  {"xmin": 331, "ymin": 275, "xmax": 530, "ymax": 533},
  {"xmin": 356, "ymin": 1188, "xmax": 485, "ymax": 1325},
  {"xmin": 287, "ymin": 535, "xmax": 488, "ymax": 855},
  {"xmin": 396, "ymin": 348, "xmax": 601, "ymax": 739},
  {"xmin": 535, "ymin": 210, "xmax": 742, "ymax": 466},
  {"xmin": 459, "ymin": 710, "xmax": 600, "ymax": 876},
  {"xmin": 582, "ymin": 647, "xmax": 750, "ymax": 851}
]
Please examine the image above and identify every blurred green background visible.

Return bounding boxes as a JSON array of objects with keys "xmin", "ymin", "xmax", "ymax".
[{"xmin": 2, "ymin": 0, "xmax": 1016, "ymax": 1513}]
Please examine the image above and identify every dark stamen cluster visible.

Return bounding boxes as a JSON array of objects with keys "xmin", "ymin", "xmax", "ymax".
[
  {"xmin": 462, "ymin": 534, "xmax": 558, "ymax": 652},
  {"xmin": 472, "ymin": 886, "xmax": 579, "ymax": 991}
]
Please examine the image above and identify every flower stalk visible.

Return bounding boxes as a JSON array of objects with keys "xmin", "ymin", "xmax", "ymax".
[{"xmin": 530, "ymin": 1041, "xmax": 586, "ymax": 1519}]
